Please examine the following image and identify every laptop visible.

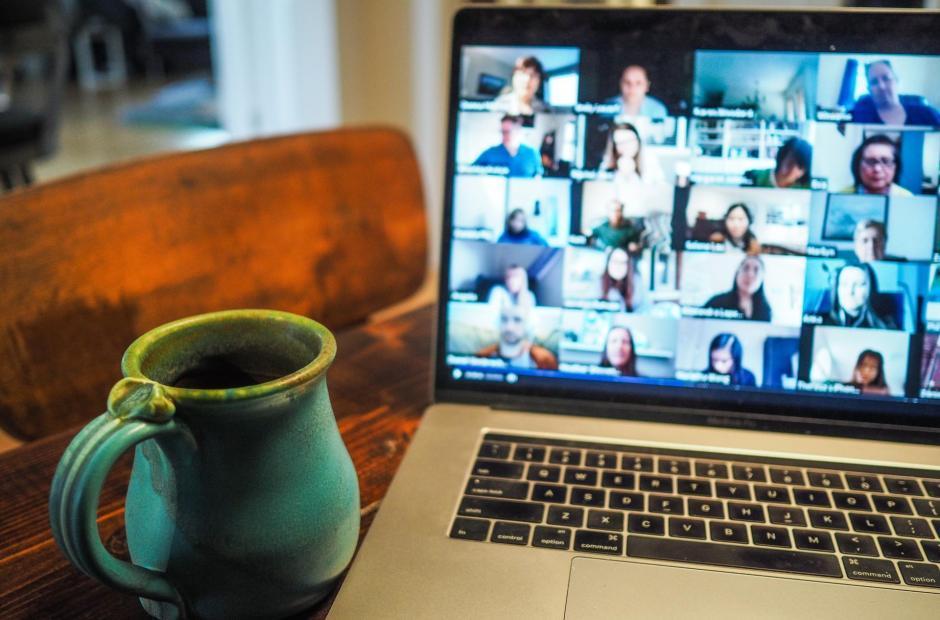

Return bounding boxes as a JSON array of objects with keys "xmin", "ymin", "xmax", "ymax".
[{"xmin": 330, "ymin": 6, "xmax": 940, "ymax": 618}]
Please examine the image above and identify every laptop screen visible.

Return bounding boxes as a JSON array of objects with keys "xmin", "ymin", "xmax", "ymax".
[{"xmin": 437, "ymin": 8, "xmax": 940, "ymax": 432}]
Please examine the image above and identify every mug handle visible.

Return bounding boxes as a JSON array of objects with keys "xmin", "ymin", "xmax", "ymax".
[{"xmin": 49, "ymin": 378, "xmax": 190, "ymax": 615}]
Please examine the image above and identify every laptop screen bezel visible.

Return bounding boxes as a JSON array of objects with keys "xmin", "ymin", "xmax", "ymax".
[{"xmin": 434, "ymin": 6, "xmax": 940, "ymax": 443}]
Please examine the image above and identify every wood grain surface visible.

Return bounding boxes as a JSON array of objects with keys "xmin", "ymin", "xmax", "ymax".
[
  {"xmin": 0, "ymin": 127, "xmax": 427, "ymax": 440},
  {"xmin": 0, "ymin": 304, "xmax": 434, "ymax": 619}
]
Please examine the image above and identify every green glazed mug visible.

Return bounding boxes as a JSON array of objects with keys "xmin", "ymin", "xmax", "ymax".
[{"xmin": 49, "ymin": 309, "xmax": 360, "ymax": 619}]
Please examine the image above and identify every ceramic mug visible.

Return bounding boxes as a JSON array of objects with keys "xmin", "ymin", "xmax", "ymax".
[{"xmin": 49, "ymin": 309, "xmax": 360, "ymax": 619}]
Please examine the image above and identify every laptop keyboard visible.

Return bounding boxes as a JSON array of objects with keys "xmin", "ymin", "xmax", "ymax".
[{"xmin": 449, "ymin": 432, "xmax": 940, "ymax": 591}]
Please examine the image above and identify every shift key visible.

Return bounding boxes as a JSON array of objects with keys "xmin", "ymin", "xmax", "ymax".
[{"xmin": 459, "ymin": 497, "xmax": 544, "ymax": 523}]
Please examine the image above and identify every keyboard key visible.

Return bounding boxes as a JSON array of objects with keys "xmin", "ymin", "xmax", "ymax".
[
  {"xmin": 648, "ymin": 495, "xmax": 685, "ymax": 515},
  {"xmin": 768, "ymin": 468, "xmax": 804, "ymax": 486},
  {"xmin": 885, "ymin": 478, "xmax": 923, "ymax": 496},
  {"xmin": 832, "ymin": 492, "xmax": 871, "ymax": 512},
  {"xmin": 472, "ymin": 459, "xmax": 524, "ymax": 479},
  {"xmin": 849, "ymin": 513, "xmax": 890, "ymax": 534},
  {"xmin": 450, "ymin": 517, "xmax": 490, "ymax": 541},
  {"xmin": 728, "ymin": 502, "xmax": 765, "ymax": 522},
  {"xmin": 659, "ymin": 458, "xmax": 691, "ymax": 476},
  {"xmin": 512, "ymin": 445, "xmax": 546, "ymax": 463},
  {"xmin": 490, "ymin": 521, "xmax": 530, "ymax": 545},
  {"xmin": 843, "ymin": 556, "xmax": 899, "ymax": 584},
  {"xmin": 564, "ymin": 468, "xmax": 598, "ymax": 486},
  {"xmin": 600, "ymin": 471, "xmax": 635, "ymax": 490},
  {"xmin": 639, "ymin": 475, "xmax": 673, "ymax": 493},
  {"xmin": 622, "ymin": 454, "xmax": 653, "ymax": 472},
  {"xmin": 921, "ymin": 540, "xmax": 940, "ymax": 563},
  {"xmin": 878, "ymin": 536, "xmax": 923, "ymax": 560},
  {"xmin": 688, "ymin": 498, "xmax": 724, "ymax": 519},
  {"xmin": 709, "ymin": 521, "xmax": 749, "ymax": 544},
  {"xmin": 754, "ymin": 485, "xmax": 790, "ymax": 504},
  {"xmin": 466, "ymin": 477, "xmax": 529, "ymax": 500},
  {"xmin": 571, "ymin": 487, "xmax": 605, "ymax": 507},
  {"xmin": 695, "ymin": 462, "xmax": 729, "ymax": 479},
  {"xmin": 845, "ymin": 474, "xmax": 883, "ymax": 493},
  {"xmin": 924, "ymin": 480, "xmax": 940, "ymax": 498},
  {"xmin": 793, "ymin": 489, "xmax": 830, "ymax": 507},
  {"xmin": 872, "ymin": 495, "xmax": 912, "ymax": 515},
  {"xmin": 547, "ymin": 505, "xmax": 584, "ymax": 527},
  {"xmin": 549, "ymin": 448, "xmax": 582, "ymax": 466},
  {"xmin": 574, "ymin": 530, "xmax": 623, "ymax": 555},
  {"xmin": 458, "ymin": 497, "xmax": 544, "ymax": 523},
  {"xmin": 587, "ymin": 509, "xmax": 624, "ymax": 531},
  {"xmin": 768, "ymin": 506, "xmax": 806, "ymax": 527},
  {"xmin": 808, "ymin": 509, "xmax": 848, "ymax": 530},
  {"xmin": 793, "ymin": 529, "xmax": 834, "ymax": 552},
  {"xmin": 807, "ymin": 471, "xmax": 843, "ymax": 489},
  {"xmin": 629, "ymin": 537, "xmax": 841, "ymax": 577},
  {"xmin": 526, "ymin": 464, "xmax": 561, "ymax": 483},
  {"xmin": 609, "ymin": 491, "xmax": 644, "ymax": 511},
  {"xmin": 532, "ymin": 526, "xmax": 571, "ymax": 550},
  {"xmin": 677, "ymin": 478, "xmax": 712, "ymax": 497},
  {"xmin": 628, "ymin": 513, "xmax": 665, "ymax": 536},
  {"xmin": 732, "ymin": 464, "xmax": 767, "ymax": 482},
  {"xmin": 585, "ymin": 451, "xmax": 617, "ymax": 469},
  {"xmin": 669, "ymin": 517, "xmax": 706, "ymax": 540},
  {"xmin": 913, "ymin": 498, "xmax": 940, "ymax": 518},
  {"xmin": 716, "ymin": 482, "xmax": 751, "ymax": 501},
  {"xmin": 478, "ymin": 442, "xmax": 510, "ymax": 459},
  {"xmin": 835, "ymin": 533, "xmax": 879, "ymax": 556},
  {"xmin": 890, "ymin": 516, "xmax": 934, "ymax": 539},
  {"xmin": 898, "ymin": 562, "xmax": 940, "ymax": 589},
  {"xmin": 531, "ymin": 483, "xmax": 566, "ymax": 503},
  {"xmin": 751, "ymin": 525, "xmax": 791, "ymax": 548}
]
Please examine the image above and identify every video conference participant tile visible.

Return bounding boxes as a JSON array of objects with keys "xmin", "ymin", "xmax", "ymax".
[
  {"xmin": 562, "ymin": 245, "xmax": 675, "ymax": 315},
  {"xmin": 801, "ymin": 325, "xmax": 911, "ymax": 398},
  {"xmin": 448, "ymin": 239, "xmax": 565, "ymax": 308},
  {"xmin": 674, "ymin": 318, "xmax": 801, "ymax": 390},
  {"xmin": 921, "ymin": 332, "xmax": 940, "ymax": 399}
]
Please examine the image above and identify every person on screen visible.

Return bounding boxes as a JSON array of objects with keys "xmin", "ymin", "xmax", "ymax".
[
  {"xmin": 590, "ymin": 199, "xmax": 642, "ymax": 252},
  {"xmin": 743, "ymin": 138, "xmax": 813, "ymax": 189},
  {"xmin": 823, "ymin": 263, "xmax": 897, "ymax": 329},
  {"xmin": 472, "ymin": 114, "xmax": 543, "ymax": 178},
  {"xmin": 600, "ymin": 121, "xmax": 665, "ymax": 187},
  {"xmin": 708, "ymin": 203, "xmax": 761, "ymax": 254},
  {"xmin": 848, "ymin": 349, "xmax": 890, "ymax": 395},
  {"xmin": 600, "ymin": 247, "xmax": 634, "ymax": 311},
  {"xmin": 850, "ymin": 60, "xmax": 940, "ymax": 127},
  {"xmin": 841, "ymin": 135, "xmax": 912, "ymax": 197},
  {"xmin": 853, "ymin": 219, "xmax": 890, "ymax": 263},
  {"xmin": 487, "ymin": 264, "xmax": 536, "ymax": 309},
  {"xmin": 494, "ymin": 56, "xmax": 548, "ymax": 116},
  {"xmin": 704, "ymin": 255, "xmax": 772, "ymax": 322},
  {"xmin": 599, "ymin": 326, "xmax": 638, "ymax": 377},
  {"xmin": 703, "ymin": 333, "xmax": 756, "ymax": 387},
  {"xmin": 475, "ymin": 303, "xmax": 558, "ymax": 370},
  {"xmin": 605, "ymin": 65, "xmax": 668, "ymax": 119},
  {"xmin": 498, "ymin": 209, "xmax": 548, "ymax": 246}
]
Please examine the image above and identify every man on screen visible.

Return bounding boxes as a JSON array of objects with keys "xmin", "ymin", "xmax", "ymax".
[
  {"xmin": 473, "ymin": 114, "xmax": 543, "ymax": 177},
  {"xmin": 475, "ymin": 303, "xmax": 558, "ymax": 370},
  {"xmin": 605, "ymin": 65, "xmax": 668, "ymax": 119},
  {"xmin": 850, "ymin": 60, "xmax": 940, "ymax": 126}
]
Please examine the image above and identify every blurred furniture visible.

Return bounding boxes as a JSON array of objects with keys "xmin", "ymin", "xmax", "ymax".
[
  {"xmin": 73, "ymin": 16, "xmax": 127, "ymax": 90},
  {"xmin": 0, "ymin": 127, "xmax": 427, "ymax": 440},
  {"xmin": 0, "ymin": 0, "xmax": 69, "ymax": 190},
  {"xmin": 0, "ymin": 303, "xmax": 434, "ymax": 619}
]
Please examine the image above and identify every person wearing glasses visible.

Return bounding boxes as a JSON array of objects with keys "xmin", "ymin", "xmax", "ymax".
[
  {"xmin": 840, "ymin": 135, "xmax": 912, "ymax": 196},
  {"xmin": 850, "ymin": 60, "xmax": 940, "ymax": 127}
]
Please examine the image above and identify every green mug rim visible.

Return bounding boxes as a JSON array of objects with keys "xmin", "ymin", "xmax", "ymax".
[{"xmin": 121, "ymin": 309, "xmax": 337, "ymax": 404}]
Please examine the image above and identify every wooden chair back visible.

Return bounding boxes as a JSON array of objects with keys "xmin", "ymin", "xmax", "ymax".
[{"xmin": 0, "ymin": 127, "xmax": 427, "ymax": 439}]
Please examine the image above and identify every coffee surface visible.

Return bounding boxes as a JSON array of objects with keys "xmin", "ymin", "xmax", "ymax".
[{"xmin": 172, "ymin": 355, "xmax": 287, "ymax": 389}]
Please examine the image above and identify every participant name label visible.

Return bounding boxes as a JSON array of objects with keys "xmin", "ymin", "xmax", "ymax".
[
  {"xmin": 798, "ymin": 380, "xmax": 860, "ymax": 395},
  {"xmin": 693, "ymin": 106, "xmax": 755, "ymax": 119}
]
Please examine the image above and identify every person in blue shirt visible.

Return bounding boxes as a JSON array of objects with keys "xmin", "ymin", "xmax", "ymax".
[
  {"xmin": 497, "ymin": 208, "xmax": 547, "ymax": 245},
  {"xmin": 605, "ymin": 65, "xmax": 668, "ymax": 119},
  {"xmin": 472, "ymin": 115, "xmax": 543, "ymax": 177}
]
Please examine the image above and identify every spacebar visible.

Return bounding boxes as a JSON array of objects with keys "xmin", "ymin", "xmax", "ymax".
[{"xmin": 627, "ymin": 536, "xmax": 843, "ymax": 578}]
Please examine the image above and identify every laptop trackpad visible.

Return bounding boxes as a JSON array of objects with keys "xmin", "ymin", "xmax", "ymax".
[{"xmin": 565, "ymin": 557, "xmax": 930, "ymax": 619}]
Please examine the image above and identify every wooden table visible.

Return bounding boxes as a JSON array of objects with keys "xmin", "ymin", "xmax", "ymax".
[{"xmin": 0, "ymin": 305, "xmax": 434, "ymax": 619}]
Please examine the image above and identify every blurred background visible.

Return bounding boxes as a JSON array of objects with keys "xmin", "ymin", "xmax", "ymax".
[{"xmin": 0, "ymin": 0, "xmax": 933, "ymax": 270}]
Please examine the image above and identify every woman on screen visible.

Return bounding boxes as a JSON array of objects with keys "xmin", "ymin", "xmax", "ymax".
[
  {"xmin": 600, "ymin": 326, "xmax": 638, "ymax": 377},
  {"xmin": 850, "ymin": 60, "xmax": 940, "ymax": 127},
  {"xmin": 498, "ymin": 209, "xmax": 548, "ymax": 246},
  {"xmin": 704, "ymin": 333, "xmax": 756, "ymax": 387},
  {"xmin": 600, "ymin": 121, "xmax": 665, "ymax": 188},
  {"xmin": 848, "ymin": 349, "xmax": 890, "ymax": 395},
  {"xmin": 600, "ymin": 247, "xmax": 634, "ymax": 311},
  {"xmin": 487, "ymin": 264, "xmax": 536, "ymax": 309},
  {"xmin": 743, "ymin": 138, "xmax": 813, "ymax": 189},
  {"xmin": 704, "ymin": 255, "xmax": 772, "ymax": 321},
  {"xmin": 841, "ymin": 135, "xmax": 912, "ymax": 197},
  {"xmin": 494, "ymin": 56, "xmax": 548, "ymax": 116},
  {"xmin": 823, "ymin": 263, "xmax": 897, "ymax": 329},
  {"xmin": 709, "ymin": 203, "xmax": 761, "ymax": 254}
]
